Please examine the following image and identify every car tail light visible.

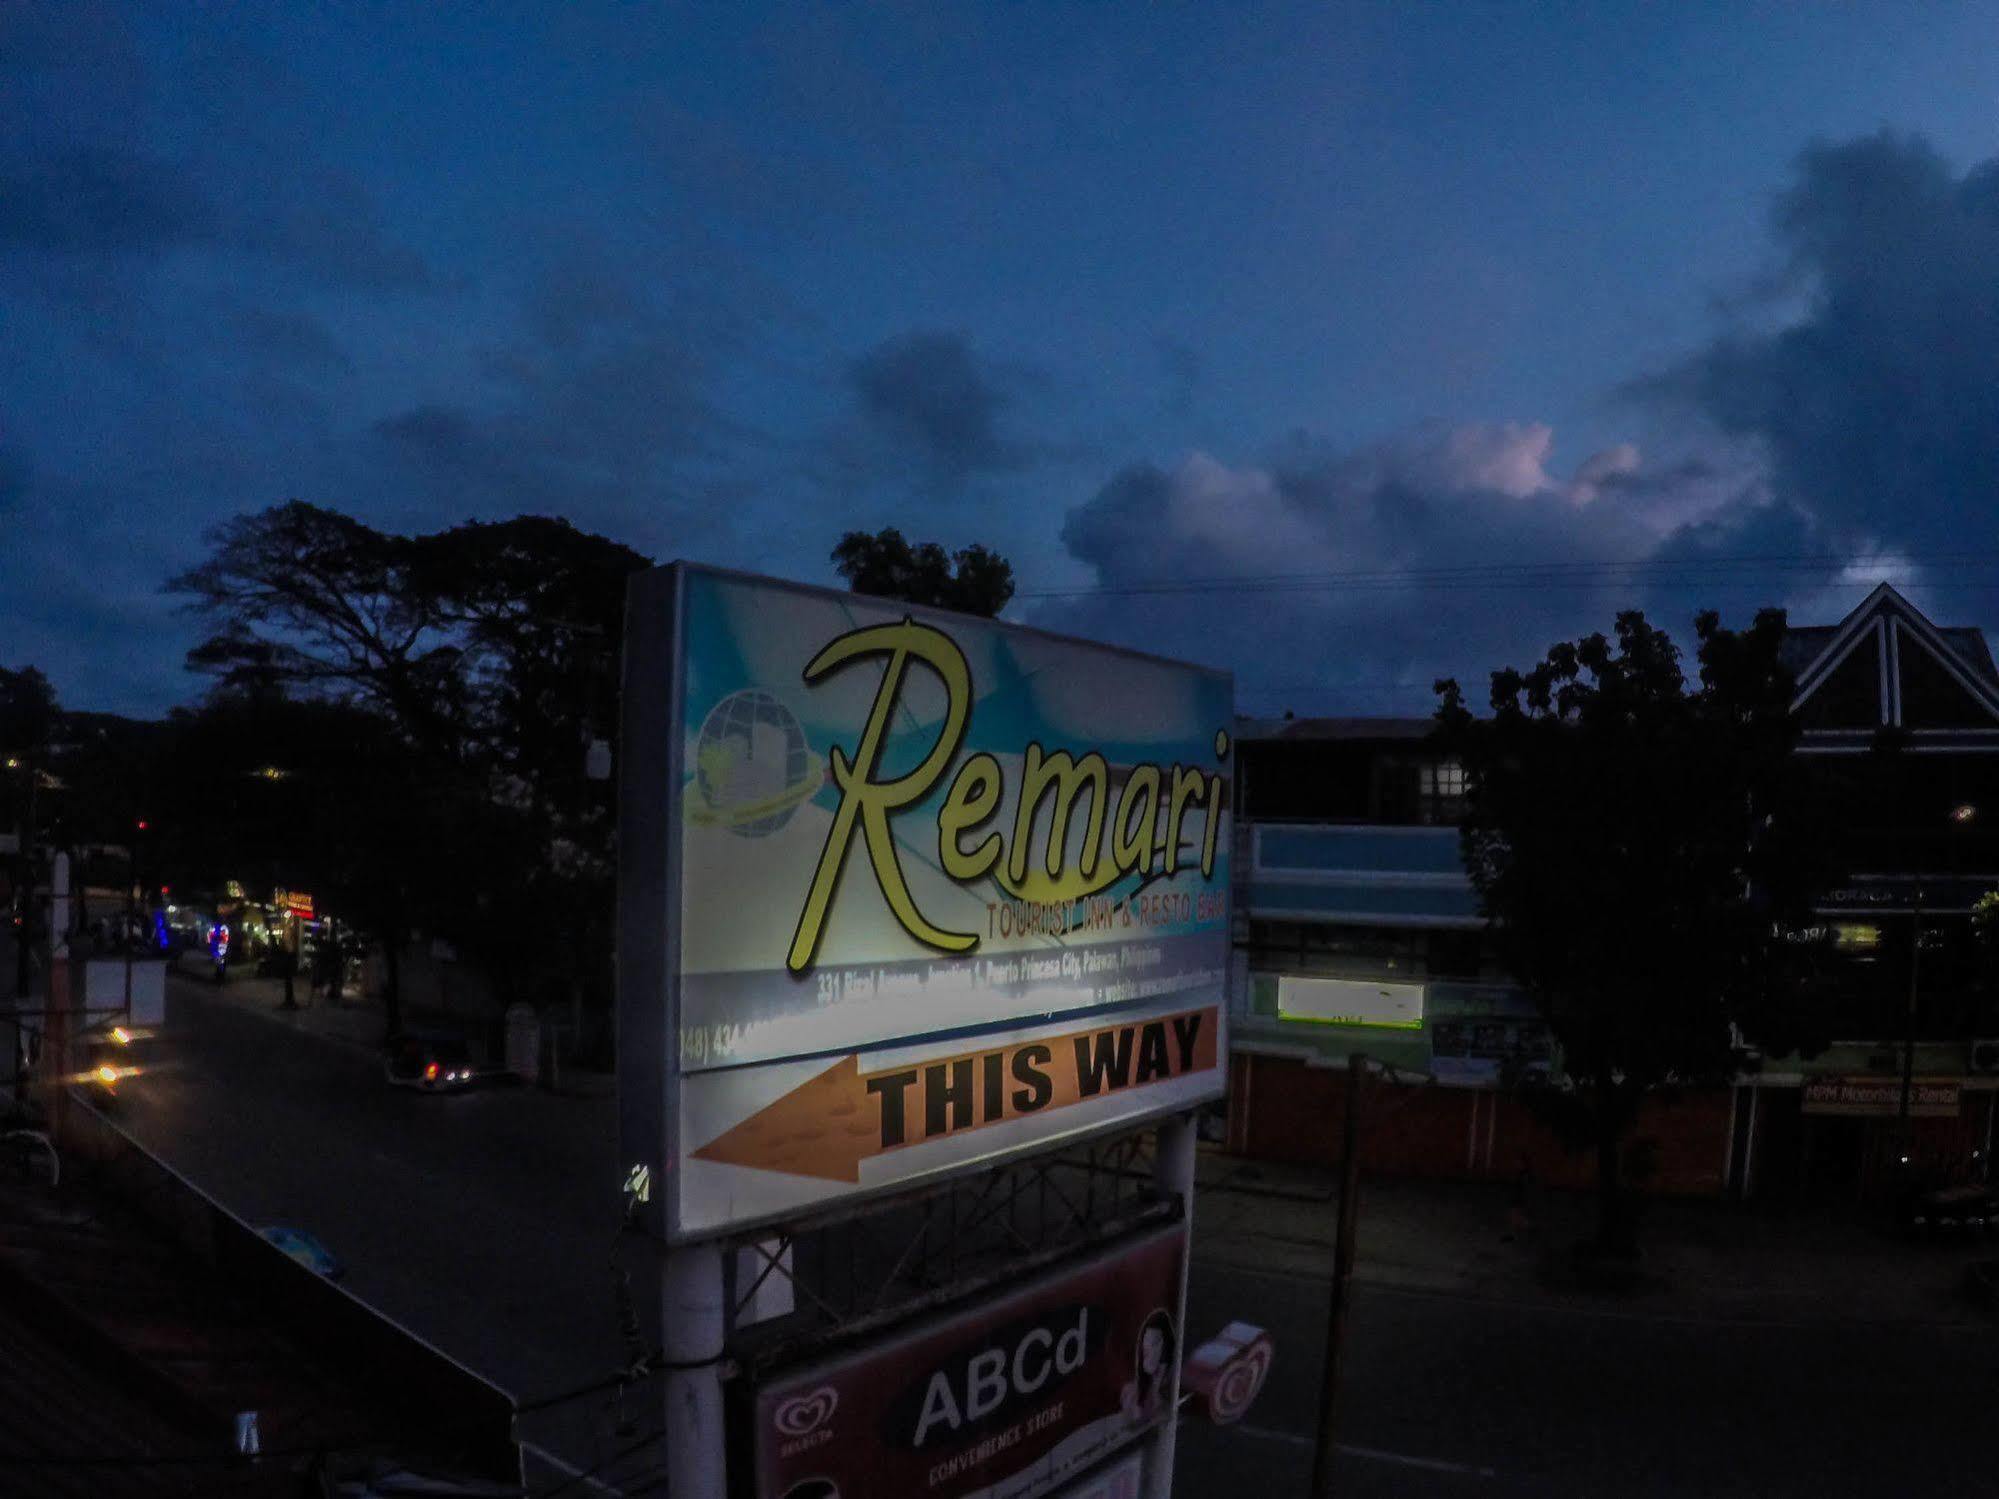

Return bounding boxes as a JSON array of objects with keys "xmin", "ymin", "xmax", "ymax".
[{"xmin": 424, "ymin": 1062, "xmax": 439, "ymax": 1081}]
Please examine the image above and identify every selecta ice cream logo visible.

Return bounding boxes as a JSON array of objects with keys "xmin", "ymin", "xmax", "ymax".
[
  {"xmin": 785, "ymin": 618, "xmax": 1229, "ymax": 974},
  {"xmin": 773, "ymin": 1385, "xmax": 839, "ymax": 1452}
]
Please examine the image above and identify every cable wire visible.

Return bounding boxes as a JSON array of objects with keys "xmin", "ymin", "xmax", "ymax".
[{"xmin": 1014, "ymin": 549, "xmax": 1999, "ymax": 601}]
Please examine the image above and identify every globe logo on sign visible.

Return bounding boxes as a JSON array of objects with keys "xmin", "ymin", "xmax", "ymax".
[{"xmin": 690, "ymin": 689, "xmax": 824, "ymax": 837}]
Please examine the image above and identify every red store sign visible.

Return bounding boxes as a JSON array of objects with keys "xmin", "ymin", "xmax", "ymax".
[
  {"xmin": 754, "ymin": 1224, "xmax": 1184, "ymax": 1499},
  {"xmin": 1802, "ymin": 1075, "xmax": 1961, "ymax": 1118}
]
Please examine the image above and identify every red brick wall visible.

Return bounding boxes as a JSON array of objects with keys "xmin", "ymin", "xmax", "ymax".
[
  {"xmin": 1483, "ymin": 1089, "xmax": 1734, "ymax": 1197},
  {"xmin": 1232, "ymin": 1052, "xmax": 1479, "ymax": 1177},
  {"xmin": 1231, "ymin": 1052, "xmax": 1734, "ymax": 1196}
]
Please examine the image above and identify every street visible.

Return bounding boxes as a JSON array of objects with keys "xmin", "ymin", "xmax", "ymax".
[
  {"xmin": 1177, "ymin": 1262, "xmax": 1998, "ymax": 1497},
  {"xmin": 107, "ymin": 972, "xmax": 635, "ymax": 1478},
  {"xmin": 90, "ymin": 971, "xmax": 1999, "ymax": 1497}
]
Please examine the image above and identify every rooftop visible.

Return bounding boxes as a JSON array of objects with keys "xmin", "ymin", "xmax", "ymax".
[{"xmin": 1234, "ymin": 714, "xmax": 1436, "ymax": 743}]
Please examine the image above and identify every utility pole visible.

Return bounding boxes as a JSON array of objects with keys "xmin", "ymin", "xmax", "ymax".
[
  {"xmin": 1310, "ymin": 1052, "xmax": 1367, "ymax": 1498},
  {"xmin": 659, "ymin": 1242, "xmax": 726, "ymax": 1498},
  {"xmin": 13, "ymin": 757, "xmax": 37, "ymax": 1002},
  {"xmin": 1145, "ymin": 1111, "xmax": 1198, "ymax": 1499},
  {"xmin": 1900, "ymin": 875, "xmax": 1921, "ymax": 1134}
]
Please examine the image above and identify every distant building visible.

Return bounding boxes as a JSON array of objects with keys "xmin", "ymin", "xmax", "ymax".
[
  {"xmin": 1223, "ymin": 583, "xmax": 1999, "ymax": 1203},
  {"xmin": 1745, "ymin": 583, "xmax": 1999, "ymax": 1201}
]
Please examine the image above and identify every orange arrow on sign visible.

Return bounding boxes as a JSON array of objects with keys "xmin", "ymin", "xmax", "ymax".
[{"xmin": 692, "ymin": 1006, "xmax": 1219, "ymax": 1182}]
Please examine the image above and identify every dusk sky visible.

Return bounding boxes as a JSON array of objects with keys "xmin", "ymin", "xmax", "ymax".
[{"xmin": 7, "ymin": 2, "xmax": 1999, "ymax": 717}]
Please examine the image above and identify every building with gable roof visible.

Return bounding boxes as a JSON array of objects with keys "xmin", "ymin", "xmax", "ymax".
[{"xmin": 1224, "ymin": 584, "xmax": 1999, "ymax": 1204}]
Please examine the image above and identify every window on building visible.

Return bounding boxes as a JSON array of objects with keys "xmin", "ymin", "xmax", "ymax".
[{"xmin": 1418, "ymin": 759, "xmax": 1467, "ymax": 825}]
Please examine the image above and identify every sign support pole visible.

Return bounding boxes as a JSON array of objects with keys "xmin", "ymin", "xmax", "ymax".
[
  {"xmin": 1309, "ymin": 1053, "xmax": 1366, "ymax": 1498},
  {"xmin": 661, "ymin": 1240, "xmax": 727, "ymax": 1498},
  {"xmin": 1145, "ymin": 1111, "xmax": 1197, "ymax": 1499}
]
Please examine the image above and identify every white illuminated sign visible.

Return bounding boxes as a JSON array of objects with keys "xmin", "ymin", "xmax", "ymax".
[
  {"xmin": 619, "ymin": 566, "xmax": 1234, "ymax": 1242},
  {"xmin": 1277, "ymin": 975, "xmax": 1425, "ymax": 1030}
]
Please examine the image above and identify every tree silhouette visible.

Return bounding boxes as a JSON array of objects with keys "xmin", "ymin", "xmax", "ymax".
[
  {"xmin": 831, "ymin": 528, "xmax": 1015, "ymax": 617},
  {"xmin": 167, "ymin": 505, "xmax": 653, "ymax": 1036},
  {"xmin": 1436, "ymin": 610, "xmax": 1829, "ymax": 1254}
]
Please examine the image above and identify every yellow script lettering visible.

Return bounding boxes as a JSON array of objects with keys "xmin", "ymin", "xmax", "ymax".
[{"xmin": 786, "ymin": 620, "xmax": 973, "ymax": 973}]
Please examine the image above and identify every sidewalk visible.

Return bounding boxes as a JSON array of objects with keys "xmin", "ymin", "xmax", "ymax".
[{"xmin": 1194, "ymin": 1146, "xmax": 1995, "ymax": 1327}]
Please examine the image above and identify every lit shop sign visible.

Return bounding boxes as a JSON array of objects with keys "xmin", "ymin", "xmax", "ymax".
[
  {"xmin": 1802, "ymin": 1075, "xmax": 1961, "ymax": 1118},
  {"xmin": 1277, "ymin": 975, "xmax": 1424, "ymax": 1030},
  {"xmin": 618, "ymin": 565, "xmax": 1233, "ymax": 1242},
  {"xmin": 273, "ymin": 889, "xmax": 316, "ymax": 919},
  {"xmin": 754, "ymin": 1225, "xmax": 1184, "ymax": 1499}
]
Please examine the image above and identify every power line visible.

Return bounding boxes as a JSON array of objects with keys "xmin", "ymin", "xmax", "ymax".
[{"xmin": 1015, "ymin": 551, "xmax": 1999, "ymax": 602}]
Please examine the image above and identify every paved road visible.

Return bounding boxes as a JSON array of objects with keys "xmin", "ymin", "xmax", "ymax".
[
  {"xmin": 108, "ymin": 973, "xmax": 640, "ymax": 1481},
  {"xmin": 92, "ymin": 971, "xmax": 1999, "ymax": 1497},
  {"xmin": 1178, "ymin": 1254, "xmax": 1999, "ymax": 1498}
]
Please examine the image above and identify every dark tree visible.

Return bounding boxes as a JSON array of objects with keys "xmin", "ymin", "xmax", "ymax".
[
  {"xmin": 43, "ymin": 710, "xmax": 169, "ymax": 852},
  {"xmin": 831, "ymin": 528, "xmax": 1015, "ymax": 617},
  {"xmin": 1, "ymin": 666, "xmax": 59, "ymax": 995},
  {"xmin": 1436, "ymin": 610, "xmax": 1828, "ymax": 1255},
  {"xmin": 0, "ymin": 667, "xmax": 58, "ymax": 760},
  {"xmin": 153, "ymin": 690, "xmax": 461, "ymax": 1038},
  {"xmin": 168, "ymin": 502, "xmax": 469, "ymax": 756},
  {"xmin": 167, "ymin": 505, "xmax": 654, "ymax": 1040},
  {"xmin": 410, "ymin": 515, "xmax": 648, "ymax": 822}
]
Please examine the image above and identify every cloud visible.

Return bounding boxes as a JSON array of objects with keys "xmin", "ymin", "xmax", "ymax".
[
  {"xmin": 0, "ymin": 146, "xmax": 213, "ymax": 256},
  {"xmin": 843, "ymin": 330, "xmax": 1032, "ymax": 487},
  {"xmin": 1046, "ymin": 423, "xmax": 1755, "ymax": 711},
  {"xmin": 1647, "ymin": 130, "xmax": 1999, "ymax": 563},
  {"xmin": 0, "ymin": 145, "xmax": 434, "ymax": 290},
  {"xmin": 0, "ymin": 7, "xmax": 432, "ymax": 292},
  {"xmin": 229, "ymin": 305, "xmax": 353, "ymax": 374},
  {"xmin": 232, "ymin": 167, "xmax": 436, "ymax": 292},
  {"xmin": 1046, "ymin": 128, "xmax": 1999, "ymax": 711},
  {"xmin": 0, "ymin": 444, "xmax": 29, "ymax": 515},
  {"xmin": 365, "ymin": 264, "xmax": 757, "ymax": 550},
  {"xmin": 0, "ymin": 149, "xmax": 437, "ymax": 293},
  {"xmin": 0, "ymin": 459, "xmax": 193, "ymax": 714}
]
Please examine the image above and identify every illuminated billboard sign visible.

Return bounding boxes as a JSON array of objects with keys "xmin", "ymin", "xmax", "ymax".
[
  {"xmin": 1276, "ymin": 975, "xmax": 1423, "ymax": 1029},
  {"xmin": 753, "ymin": 1224, "xmax": 1184, "ymax": 1499},
  {"xmin": 619, "ymin": 566, "xmax": 1232, "ymax": 1241}
]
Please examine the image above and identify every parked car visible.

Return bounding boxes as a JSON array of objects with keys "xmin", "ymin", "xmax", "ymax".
[{"xmin": 384, "ymin": 1032, "xmax": 480, "ymax": 1092}]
